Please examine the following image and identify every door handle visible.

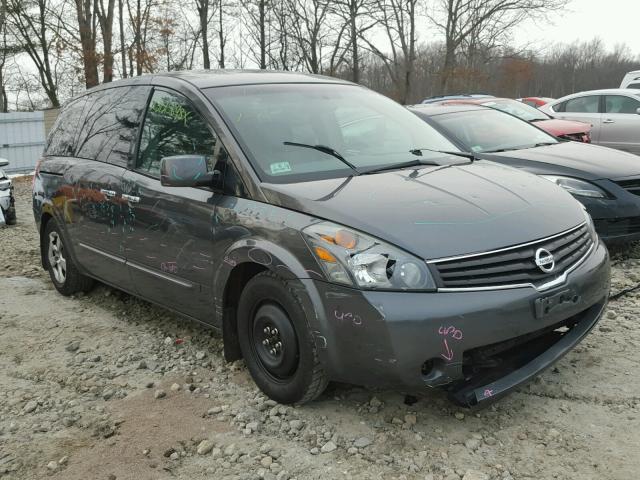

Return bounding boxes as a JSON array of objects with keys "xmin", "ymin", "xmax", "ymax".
[
  {"xmin": 100, "ymin": 189, "xmax": 117, "ymax": 197},
  {"xmin": 603, "ymin": 119, "xmax": 615, "ymax": 124},
  {"xmin": 122, "ymin": 194, "xmax": 140, "ymax": 203}
]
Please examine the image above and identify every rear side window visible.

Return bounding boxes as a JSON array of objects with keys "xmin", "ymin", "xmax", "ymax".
[
  {"xmin": 564, "ymin": 96, "xmax": 600, "ymax": 113},
  {"xmin": 75, "ymin": 86, "xmax": 151, "ymax": 166},
  {"xmin": 605, "ymin": 95, "xmax": 640, "ymax": 114},
  {"xmin": 136, "ymin": 89, "xmax": 219, "ymax": 177},
  {"xmin": 628, "ymin": 83, "xmax": 640, "ymax": 89},
  {"xmin": 46, "ymin": 97, "xmax": 88, "ymax": 157}
]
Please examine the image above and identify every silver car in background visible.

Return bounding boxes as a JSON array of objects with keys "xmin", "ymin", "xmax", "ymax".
[{"xmin": 540, "ymin": 89, "xmax": 640, "ymax": 155}]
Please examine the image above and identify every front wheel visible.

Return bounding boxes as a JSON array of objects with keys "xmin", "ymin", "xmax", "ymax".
[
  {"xmin": 237, "ymin": 272, "xmax": 328, "ymax": 404},
  {"xmin": 44, "ymin": 220, "xmax": 94, "ymax": 295}
]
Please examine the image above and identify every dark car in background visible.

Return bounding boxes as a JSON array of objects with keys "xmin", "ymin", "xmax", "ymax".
[
  {"xmin": 410, "ymin": 103, "xmax": 640, "ymax": 242},
  {"xmin": 33, "ymin": 71, "xmax": 609, "ymax": 407},
  {"xmin": 431, "ymin": 97, "xmax": 592, "ymax": 143}
]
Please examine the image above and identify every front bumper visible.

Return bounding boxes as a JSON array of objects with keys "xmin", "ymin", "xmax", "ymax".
[
  {"xmin": 300, "ymin": 239, "xmax": 610, "ymax": 405},
  {"xmin": 583, "ymin": 179, "xmax": 640, "ymax": 243}
]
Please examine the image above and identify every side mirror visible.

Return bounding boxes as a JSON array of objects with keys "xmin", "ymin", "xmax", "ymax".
[
  {"xmin": 636, "ymin": 107, "xmax": 640, "ymax": 115},
  {"xmin": 0, "ymin": 158, "xmax": 8, "ymax": 167},
  {"xmin": 160, "ymin": 155, "xmax": 221, "ymax": 188}
]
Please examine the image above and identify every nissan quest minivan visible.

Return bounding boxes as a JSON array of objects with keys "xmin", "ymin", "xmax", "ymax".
[{"xmin": 33, "ymin": 71, "xmax": 610, "ymax": 407}]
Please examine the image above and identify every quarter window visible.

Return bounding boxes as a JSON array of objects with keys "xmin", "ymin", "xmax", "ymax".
[
  {"xmin": 628, "ymin": 83, "xmax": 640, "ymax": 89},
  {"xmin": 604, "ymin": 95, "xmax": 640, "ymax": 114},
  {"xmin": 136, "ymin": 90, "xmax": 219, "ymax": 176},
  {"xmin": 46, "ymin": 97, "xmax": 88, "ymax": 157},
  {"xmin": 75, "ymin": 86, "xmax": 151, "ymax": 166},
  {"xmin": 563, "ymin": 96, "xmax": 600, "ymax": 113}
]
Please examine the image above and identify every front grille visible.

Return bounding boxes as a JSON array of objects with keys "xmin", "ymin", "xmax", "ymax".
[
  {"xmin": 431, "ymin": 223, "xmax": 592, "ymax": 290},
  {"xmin": 614, "ymin": 178, "xmax": 640, "ymax": 196}
]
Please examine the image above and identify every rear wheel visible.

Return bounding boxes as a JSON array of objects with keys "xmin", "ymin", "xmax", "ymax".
[
  {"xmin": 44, "ymin": 220, "xmax": 94, "ymax": 295},
  {"xmin": 237, "ymin": 271, "xmax": 328, "ymax": 404}
]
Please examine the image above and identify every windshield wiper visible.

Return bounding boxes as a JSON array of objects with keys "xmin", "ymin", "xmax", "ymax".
[
  {"xmin": 283, "ymin": 141, "xmax": 360, "ymax": 175},
  {"xmin": 360, "ymin": 158, "xmax": 440, "ymax": 175},
  {"xmin": 409, "ymin": 147, "xmax": 475, "ymax": 163},
  {"xmin": 532, "ymin": 142, "xmax": 557, "ymax": 147}
]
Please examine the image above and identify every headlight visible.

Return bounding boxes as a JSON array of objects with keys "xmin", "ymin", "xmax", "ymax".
[
  {"xmin": 582, "ymin": 208, "xmax": 598, "ymax": 243},
  {"xmin": 302, "ymin": 222, "xmax": 436, "ymax": 291},
  {"xmin": 541, "ymin": 175, "xmax": 607, "ymax": 198},
  {"xmin": 0, "ymin": 179, "xmax": 11, "ymax": 191}
]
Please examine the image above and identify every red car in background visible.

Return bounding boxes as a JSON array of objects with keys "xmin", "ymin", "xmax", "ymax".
[
  {"xmin": 518, "ymin": 96, "xmax": 555, "ymax": 108},
  {"xmin": 432, "ymin": 97, "xmax": 592, "ymax": 143}
]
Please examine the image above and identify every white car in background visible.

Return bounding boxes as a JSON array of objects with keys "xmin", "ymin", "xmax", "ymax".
[
  {"xmin": 540, "ymin": 89, "xmax": 640, "ymax": 155},
  {"xmin": 0, "ymin": 158, "xmax": 17, "ymax": 226},
  {"xmin": 621, "ymin": 70, "xmax": 640, "ymax": 89}
]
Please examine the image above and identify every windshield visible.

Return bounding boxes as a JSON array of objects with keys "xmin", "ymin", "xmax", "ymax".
[
  {"xmin": 481, "ymin": 99, "xmax": 548, "ymax": 122},
  {"xmin": 430, "ymin": 109, "xmax": 559, "ymax": 153},
  {"xmin": 207, "ymin": 83, "xmax": 460, "ymax": 182}
]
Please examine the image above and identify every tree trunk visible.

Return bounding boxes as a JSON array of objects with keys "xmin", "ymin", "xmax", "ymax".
[
  {"xmin": 218, "ymin": 0, "xmax": 224, "ymax": 68},
  {"xmin": 119, "ymin": 0, "xmax": 126, "ymax": 77},
  {"xmin": 196, "ymin": 0, "xmax": 210, "ymax": 69},
  {"xmin": 98, "ymin": 0, "xmax": 115, "ymax": 82},
  {"xmin": 75, "ymin": 0, "xmax": 99, "ymax": 87},
  {"xmin": 259, "ymin": 0, "xmax": 266, "ymax": 69},
  {"xmin": 349, "ymin": 0, "xmax": 358, "ymax": 83}
]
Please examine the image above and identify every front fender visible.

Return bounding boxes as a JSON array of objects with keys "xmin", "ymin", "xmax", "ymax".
[{"xmin": 213, "ymin": 236, "xmax": 334, "ymax": 364}]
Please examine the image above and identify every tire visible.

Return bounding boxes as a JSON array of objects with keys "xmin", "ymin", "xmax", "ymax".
[
  {"xmin": 5, "ymin": 207, "xmax": 17, "ymax": 225},
  {"xmin": 44, "ymin": 220, "xmax": 94, "ymax": 296},
  {"xmin": 237, "ymin": 271, "xmax": 328, "ymax": 404}
]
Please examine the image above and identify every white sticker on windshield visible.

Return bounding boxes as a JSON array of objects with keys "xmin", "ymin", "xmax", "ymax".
[
  {"xmin": 471, "ymin": 145, "xmax": 483, "ymax": 152},
  {"xmin": 270, "ymin": 162, "xmax": 292, "ymax": 175}
]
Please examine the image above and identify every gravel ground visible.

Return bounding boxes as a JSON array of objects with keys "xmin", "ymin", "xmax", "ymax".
[{"xmin": 1, "ymin": 176, "xmax": 639, "ymax": 480}]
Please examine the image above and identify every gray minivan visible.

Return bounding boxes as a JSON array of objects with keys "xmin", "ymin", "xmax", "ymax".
[{"xmin": 33, "ymin": 71, "xmax": 610, "ymax": 406}]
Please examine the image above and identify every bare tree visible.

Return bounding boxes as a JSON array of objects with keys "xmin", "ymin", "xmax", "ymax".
[
  {"xmin": 429, "ymin": 0, "xmax": 567, "ymax": 92},
  {"xmin": 118, "ymin": 0, "xmax": 127, "ymax": 77},
  {"xmin": 73, "ymin": 0, "xmax": 100, "ymax": 87},
  {"xmin": 0, "ymin": 0, "xmax": 8, "ymax": 111},
  {"xmin": 286, "ymin": 0, "xmax": 330, "ymax": 73},
  {"xmin": 330, "ymin": 0, "xmax": 376, "ymax": 82},
  {"xmin": 96, "ymin": 0, "xmax": 116, "ymax": 82},
  {"xmin": 361, "ymin": 0, "xmax": 418, "ymax": 103},
  {"xmin": 6, "ymin": 0, "xmax": 60, "ymax": 106},
  {"xmin": 194, "ymin": 0, "xmax": 216, "ymax": 68},
  {"xmin": 243, "ymin": 0, "xmax": 270, "ymax": 69}
]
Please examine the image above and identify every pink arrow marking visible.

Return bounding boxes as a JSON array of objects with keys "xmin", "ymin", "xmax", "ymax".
[{"xmin": 440, "ymin": 338, "xmax": 454, "ymax": 361}]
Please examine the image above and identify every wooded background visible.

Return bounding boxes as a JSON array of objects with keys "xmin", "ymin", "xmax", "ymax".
[{"xmin": 1, "ymin": 0, "xmax": 639, "ymax": 111}]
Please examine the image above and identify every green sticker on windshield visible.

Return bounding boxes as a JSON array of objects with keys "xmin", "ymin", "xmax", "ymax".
[{"xmin": 270, "ymin": 162, "xmax": 292, "ymax": 175}]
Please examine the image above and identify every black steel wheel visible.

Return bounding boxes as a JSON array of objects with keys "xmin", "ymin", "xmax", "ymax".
[{"xmin": 237, "ymin": 271, "xmax": 328, "ymax": 404}]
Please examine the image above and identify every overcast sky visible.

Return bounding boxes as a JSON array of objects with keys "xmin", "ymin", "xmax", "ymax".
[{"xmin": 513, "ymin": 0, "xmax": 640, "ymax": 54}]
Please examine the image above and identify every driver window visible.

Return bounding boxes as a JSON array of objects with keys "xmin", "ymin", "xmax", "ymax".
[{"xmin": 137, "ymin": 89, "xmax": 220, "ymax": 176}]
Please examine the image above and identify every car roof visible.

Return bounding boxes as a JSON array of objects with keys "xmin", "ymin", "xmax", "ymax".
[
  {"xmin": 421, "ymin": 94, "xmax": 493, "ymax": 104},
  {"xmin": 551, "ymin": 88, "xmax": 640, "ymax": 102},
  {"xmin": 70, "ymin": 70, "xmax": 354, "ymax": 101},
  {"xmin": 160, "ymin": 69, "xmax": 354, "ymax": 88},
  {"xmin": 407, "ymin": 104, "xmax": 490, "ymax": 116}
]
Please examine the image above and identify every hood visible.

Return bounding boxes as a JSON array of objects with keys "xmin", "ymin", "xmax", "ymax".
[
  {"xmin": 261, "ymin": 160, "xmax": 585, "ymax": 260},
  {"xmin": 483, "ymin": 142, "xmax": 640, "ymax": 181},
  {"xmin": 533, "ymin": 118, "xmax": 591, "ymax": 136}
]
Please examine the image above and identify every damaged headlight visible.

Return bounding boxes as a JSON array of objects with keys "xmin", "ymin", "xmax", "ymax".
[
  {"xmin": 302, "ymin": 222, "xmax": 436, "ymax": 291},
  {"xmin": 541, "ymin": 175, "xmax": 607, "ymax": 198}
]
